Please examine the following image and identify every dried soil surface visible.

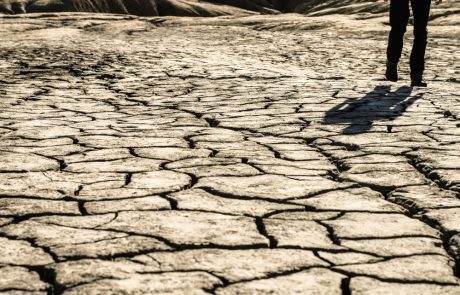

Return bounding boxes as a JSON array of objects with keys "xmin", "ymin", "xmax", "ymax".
[{"xmin": 0, "ymin": 12, "xmax": 459, "ymax": 294}]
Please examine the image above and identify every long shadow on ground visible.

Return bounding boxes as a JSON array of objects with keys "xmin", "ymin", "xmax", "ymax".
[{"xmin": 324, "ymin": 85, "xmax": 423, "ymax": 134}]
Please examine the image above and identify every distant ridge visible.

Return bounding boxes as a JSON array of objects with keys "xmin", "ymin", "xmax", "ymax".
[
  {"xmin": 0, "ymin": 0, "xmax": 387, "ymax": 16},
  {"xmin": 0, "ymin": 0, "xmax": 458, "ymax": 18}
]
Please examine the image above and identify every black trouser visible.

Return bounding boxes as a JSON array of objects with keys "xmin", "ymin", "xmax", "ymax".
[{"xmin": 387, "ymin": 0, "xmax": 431, "ymax": 77}]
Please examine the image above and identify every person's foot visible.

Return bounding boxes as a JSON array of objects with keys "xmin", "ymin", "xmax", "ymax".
[
  {"xmin": 411, "ymin": 75, "xmax": 428, "ymax": 87},
  {"xmin": 385, "ymin": 61, "xmax": 398, "ymax": 82}
]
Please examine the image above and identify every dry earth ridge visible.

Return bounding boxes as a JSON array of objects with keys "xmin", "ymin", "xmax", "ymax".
[
  {"xmin": 0, "ymin": 11, "xmax": 459, "ymax": 294},
  {"xmin": 0, "ymin": 0, "xmax": 398, "ymax": 16},
  {"xmin": 0, "ymin": 0, "xmax": 459, "ymax": 18}
]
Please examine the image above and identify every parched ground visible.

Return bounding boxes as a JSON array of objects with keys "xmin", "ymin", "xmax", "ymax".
[{"xmin": 0, "ymin": 12, "xmax": 459, "ymax": 294}]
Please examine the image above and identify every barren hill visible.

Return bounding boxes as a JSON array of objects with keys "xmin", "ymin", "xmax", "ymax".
[{"xmin": 1, "ymin": 0, "xmax": 459, "ymax": 19}]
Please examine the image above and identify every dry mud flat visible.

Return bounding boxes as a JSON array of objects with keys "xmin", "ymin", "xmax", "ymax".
[{"xmin": 0, "ymin": 12, "xmax": 459, "ymax": 294}]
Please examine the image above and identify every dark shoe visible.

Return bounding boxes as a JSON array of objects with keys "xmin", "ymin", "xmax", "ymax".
[
  {"xmin": 411, "ymin": 75, "xmax": 427, "ymax": 87},
  {"xmin": 385, "ymin": 62, "xmax": 398, "ymax": 82}
]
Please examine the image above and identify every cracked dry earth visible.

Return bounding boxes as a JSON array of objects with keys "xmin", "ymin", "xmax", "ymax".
[{"xmin": 0, "ymin": 12, "xmax": 460, "ymax": 295}]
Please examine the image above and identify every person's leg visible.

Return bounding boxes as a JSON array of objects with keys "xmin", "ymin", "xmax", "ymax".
[
  {"xmin": 387, "ymin": 0, "xmax": 410, "ymax": 63},
  {"xmin": 386, "ymin": 0, "xmax": 410, "ymax": 81},
  {"xmin": 410, "ymin": 0, "xmax": 431, "ymax": 84}
]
